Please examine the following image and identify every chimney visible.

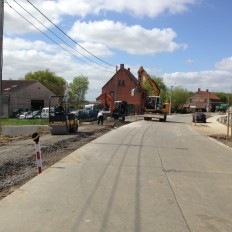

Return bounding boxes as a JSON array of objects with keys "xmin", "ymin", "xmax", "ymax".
[
  {"xmin": 206, "ymin": 89, "xmax": 208, "ymax": 92},
  {"xmin": 128, "ymin": 68, "xmax": 130, "ymax": 72},
  {"xmin": 198, "ymin": 88, "xmax": 201, "ymax": 92},
  {"xmin": 120, "ymin": 64, "xmax": 124, "ymax": 69}
]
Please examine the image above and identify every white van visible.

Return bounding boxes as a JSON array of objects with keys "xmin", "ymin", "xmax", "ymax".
[{"xmin": 41, "ymin": 107, "xmax": 54, "ymax": 119}]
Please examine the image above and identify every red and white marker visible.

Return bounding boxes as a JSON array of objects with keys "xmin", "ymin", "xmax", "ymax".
[{"xmin": 32, "ymin": 133, "xmax": 42, "ymax": 174}]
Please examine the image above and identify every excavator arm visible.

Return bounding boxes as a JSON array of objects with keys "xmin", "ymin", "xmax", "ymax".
[
  {"xmin": 102, "ymin": 92, "xmax": 114, "ymax": 113},
  {"xmin": 138, "ymin": 66, "xmax": 160, "ymax": 96}
]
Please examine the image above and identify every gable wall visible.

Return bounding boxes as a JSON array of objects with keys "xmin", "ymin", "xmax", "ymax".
[
  {"xmin": 102, "ymin": 67, "xmax": 143, "ymax": 114},
  {"xmin": 7, "ymin": 82, "xmax": 55, "ymax": 117}
]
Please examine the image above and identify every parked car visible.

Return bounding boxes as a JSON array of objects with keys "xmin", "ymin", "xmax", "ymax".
[
  {"xmin": 25, "ymin": 110, "xmax": 41, "ymax": 119},
  {"xmin": 18, "ymin": 111, "xmax": 31, "ymax": 119},
  {"xmin": 192, "ymin": 112, "xmax": 206, "ymax": 123},
  {"xmin": 41, "ymin": 107, "xmax": 54, "ymax": 119}
]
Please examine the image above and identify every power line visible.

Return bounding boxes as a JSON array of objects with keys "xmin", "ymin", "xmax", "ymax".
[
  {"xmin": 26, "ymin": 0, "xmax": 116, "ymax": 68},
  {"xmin": 5, "ymin": 1, "xmax": 114, "ymax": 73},
  {"xmin": 12, "ymin": 0, "xmax": 114, "ymax": 72}
]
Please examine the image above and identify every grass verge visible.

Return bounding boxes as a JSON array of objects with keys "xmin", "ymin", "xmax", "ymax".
[{"xmin": 1, "ymin": 118, "xmax": 49, "ymax": 126}]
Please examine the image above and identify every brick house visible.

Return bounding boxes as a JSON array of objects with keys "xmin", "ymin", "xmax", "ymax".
[
  {"xmin": 96, "ymin": 64, "xmax": 144, "ymax": 114},
  {"xmin": 185, "ymin": 88, "xmax": 221, "ymax": 112},
  {"xmin": 1, "ymin": 80, "xmax": 55, "ymax": 117}
]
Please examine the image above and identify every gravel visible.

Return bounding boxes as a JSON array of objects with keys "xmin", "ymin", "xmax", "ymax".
[{"xmin": 0, "ymin": 119, "xmax": 128, "ymax": 200}]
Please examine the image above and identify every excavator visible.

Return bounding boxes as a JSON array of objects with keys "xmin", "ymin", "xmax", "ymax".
[
  {"xmin": 112, "ymin": 101, "xmax": 128, "ymax": 121},
  {"xmin": 102, "ymin": 92, "xmax": 128, "ymax": 121},
  {"xmin": 48, "ymin": 96, "xmax": 79, "ymax": 135},
  {"xmin": 132, "ymin": 66, "xmax": 169, "ymax": 121},
  {"xmin": 102, "ymin": 92, "xmax": 114, "ymax": 112}
]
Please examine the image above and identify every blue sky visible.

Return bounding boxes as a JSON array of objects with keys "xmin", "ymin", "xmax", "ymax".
[{"xmin": 3, "ymin": 0, "xmax": 232, "ymax": 100}]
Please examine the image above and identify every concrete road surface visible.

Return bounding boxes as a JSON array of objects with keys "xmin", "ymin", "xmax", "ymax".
[{"xmin": 0, "ymin": 114, "xmax": 232, "ymax": 232}]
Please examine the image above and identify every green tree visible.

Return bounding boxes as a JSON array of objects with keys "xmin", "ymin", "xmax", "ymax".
[
  {"xmin": 215, "ymin": 92, "xmax": 230, "ymax": 103},
  {"xmin": 68, "ymin": 75, "xmax": 89, "ymax": 108},
  {"xmin": 22, "ymin": 69, "xmax": 66, "ymax": 95},
  {"xmin": 171, "ymin": 86, "xmax": 193, "ymax": 112}
]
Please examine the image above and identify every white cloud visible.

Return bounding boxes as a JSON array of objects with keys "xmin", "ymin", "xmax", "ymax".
[
  {"xmin": 163, "ymin": 69, "xmax": 232, "ymax": 93},
  {"xmin": 215, "ymin": 57, "xmax": 232, "ymax": 71},
  {"xmin": 3, "ymin": 37, "xmax": 115, "ymax": 100},
  {"xmin": 4, "ymin": 0, "xmax": 199, "ymax": 35},
  {"xmin": 50, "ymin": 0, "xmax": 199, "ymax": 18},
  {"xmin": 4, "ymin": 0, "xmax": 61, "ymax": 34},
  {"xmin": 5, "ymin": 0, "xmax": 230, "ymax": 100},
  {"xmin": 185, "ymin": 59, "xmax": 194, "ymax": 65},
  {"xmin": 69, "ymin": 20, "xmax": 187, "ymax": 55},
  {"xmin": 76, "ymin": 42, "xmax": 113, "ymax": 58}
]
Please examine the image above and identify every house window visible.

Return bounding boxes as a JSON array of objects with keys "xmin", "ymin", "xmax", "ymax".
[
  {"xmin": 190, "ymin": 99, "xmax": 192, "ymax": 103},
  {"xmin": 205, "ymin": 99, "xmax": 207, "ymax": 103},
  {"xmin": 118, "ymin": 80, "xmax": 125, "ymax": 86}
]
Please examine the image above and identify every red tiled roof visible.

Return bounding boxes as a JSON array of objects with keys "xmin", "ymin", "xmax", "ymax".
[{"xmin": 193, "ymin": 91, "xmax": 220, "ymax": 101}]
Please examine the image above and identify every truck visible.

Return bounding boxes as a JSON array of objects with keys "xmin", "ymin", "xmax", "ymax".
[
  {"xmin": 215, "ymin": 103, "xmax": 229, "ymax": 112},
  {"xmin": 132, "ymin": 66, "xmax": 169, "ymax": 122}
]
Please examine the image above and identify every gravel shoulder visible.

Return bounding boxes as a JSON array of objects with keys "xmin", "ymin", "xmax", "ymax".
[
  {"xmin": 191, "ymin": 114, "xmax": 232, "ymax": 149},
  {"xmin": 0, "ymin": 115, "xmax": 231, "ymax": 201},
  {"xmin": 0, "ymin": 118, "xmax": 127, "ymax": 200}
]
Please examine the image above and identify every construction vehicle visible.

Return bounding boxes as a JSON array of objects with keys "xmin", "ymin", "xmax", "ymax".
[
  {"xmin": 112, "ymin": 101, "xmax": 128, "ymax": 121},
  {"xmin": 132, "ymin": 66, "xmax": 169, "ymax": 121},
  {"xmin": 102, "ymin": 92, "xmax": 131, "ymax": 121},
  {"xmin": 48, "ymin": 96, "xmax": 79, "ymax": 135},
  {"xmin": 215, "ymin": 103, "xmax": 228, "ymax": 112},
  {"xmin": 102, "ymin": 92, "xmax": 114, "ymax": 112}
]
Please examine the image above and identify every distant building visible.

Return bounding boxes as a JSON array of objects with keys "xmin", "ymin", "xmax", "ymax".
[
  {"xmin": 1, "ymin": 80, "xmax": 55, "ymax": 117},
  {"xmin": 96, "ymin": 64, "xmax": 144, "ymax": 114},
  {"xmin": 185, "ymin": 88, "xmax": 221, "ymax": 112}
]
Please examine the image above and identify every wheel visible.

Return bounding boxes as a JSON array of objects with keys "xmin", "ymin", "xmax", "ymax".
[{"xmin": 73, "ymin": 124, "xmax": 78, "ymax": 133}]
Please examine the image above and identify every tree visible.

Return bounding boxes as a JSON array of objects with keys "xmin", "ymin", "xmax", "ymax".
[
  {"xmin": 22, "ymin": 69, "xmax": 67, "ymax": 95},
  {"xmin": 215, "ymin": 92, "xmax": 230, "ymax": 103},
  {"xmin": 68, "ymin": 75, "xmax": 89, "ymax": 108},
  {"xmin": 171, "ymin": 86, "xmax": 193, "ymax": 112}
]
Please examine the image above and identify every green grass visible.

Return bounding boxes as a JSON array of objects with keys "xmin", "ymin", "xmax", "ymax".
[{"xmin": 0, "ymin": 118, "xmax": 49, "ymax": 126}]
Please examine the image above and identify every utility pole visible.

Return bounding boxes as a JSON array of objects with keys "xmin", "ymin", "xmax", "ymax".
[
  {"xmin": 0, "ymin": 0, "xmax": 4, "ymax": 135},
  {"xmin": 169, "ymin": 85, "xmax": 173, "ymax": 114}
]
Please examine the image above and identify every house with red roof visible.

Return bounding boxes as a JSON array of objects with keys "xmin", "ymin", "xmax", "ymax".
[
  {"xmin": 96, "ymin": 64, "xmax": 144, "ymax": 114},
  {"xmin": 185, "ymin": 88, "xmax": 221, "ymax": 112}
]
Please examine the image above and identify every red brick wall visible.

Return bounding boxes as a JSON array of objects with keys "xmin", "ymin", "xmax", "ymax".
[{"xmin": 101, "ymin": 65, "xmax": 143, "ymax": 114}]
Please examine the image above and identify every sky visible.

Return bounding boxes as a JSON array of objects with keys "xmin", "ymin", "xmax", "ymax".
[{"xmin": 2, "ymin": 0, "xmax": 232, "ymax": 100}]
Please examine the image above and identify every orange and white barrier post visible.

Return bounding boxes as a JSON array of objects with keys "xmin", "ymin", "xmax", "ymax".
[{"xmin": 32, "ymin": 132, "xmax": 42, "ymax": 174}]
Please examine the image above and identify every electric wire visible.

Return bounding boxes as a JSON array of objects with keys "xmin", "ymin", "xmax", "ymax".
[
  {"xmin": 5, "ymin": 1, "xmax": 109, "ymax": 72},
  {"xmin": 5, "ymin": 1, "xmax": 114, "ymax": 73},
  {"xmin": 26, "ymin": 0, "xmax": 116, "ymax": 68},
  {"xmin": 12, "ymin": 0, "xmax": 113, "ymax": 72}
]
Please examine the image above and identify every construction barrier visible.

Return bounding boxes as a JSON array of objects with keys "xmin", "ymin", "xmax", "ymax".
[{"xmin": 32, "ymin": 132, "xmax": 42, "ymax": 174}]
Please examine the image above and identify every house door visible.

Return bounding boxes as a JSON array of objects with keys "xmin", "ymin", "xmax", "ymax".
[{"xmin": 31, "ymin": 100, "xmax": 44, "ymax": 111}]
